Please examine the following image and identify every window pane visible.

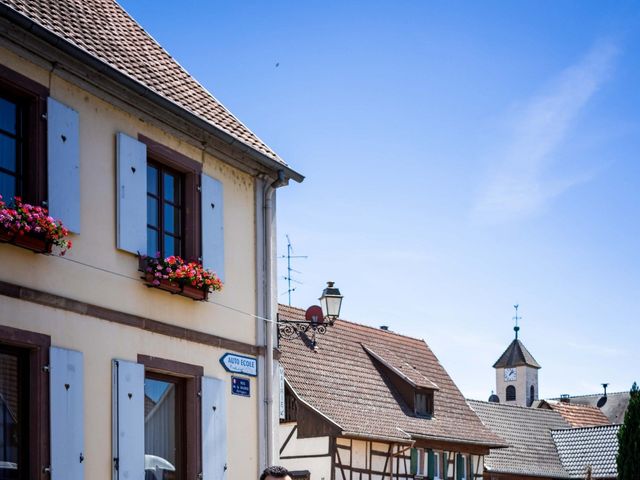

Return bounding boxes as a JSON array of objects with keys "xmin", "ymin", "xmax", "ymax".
[
  {"xmin": 147, "ymin": 165, "xmax": 158, "ymax": 196},
  {"xmin": 163, "ymin": 172, "xmax": 176, "ymax": 202},
  {"xmin": 144, "ymin": 378, "xmax": 179, "ymax": 476},
  {"xmin": 163, "ymin": 204, "xmax": 180, "ymax": 235},
  {"xmin": 147, "ymin": 196, "xmax": 159, "ymax": 228},
  {"xmin": 0, "ymin": 172, "xmax": 16, "ymax": 202},
  {"xmin": 0, "ymin": 135, "xmax": 17, "ymax": 173},
  {"xmin": 0, "ymin": 97, "xmax": 16, "ymax": 134},
  {"xmin": 147, "ymin": 227, "xmax": 159, "ymax": 257},
  {"xmin": 164, "ymin": 235, "xmax": 179, "ymax": 258},
  {"xmin": 0, "ymin": 351, "xmax": 22, "ymax": 475}
]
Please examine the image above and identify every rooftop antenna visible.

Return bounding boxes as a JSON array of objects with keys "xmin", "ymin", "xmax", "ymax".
[
  {"xmin": 279, "ymin": 235, "xmax": 307, "ymax": 306},
  {"xmin": 513, "ymin": 304, "xmax": 521, "ymax": 340}
]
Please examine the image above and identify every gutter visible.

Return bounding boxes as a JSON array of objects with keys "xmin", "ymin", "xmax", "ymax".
[
  {"xmin": 0, "ymin": 4, "xmax": 304, "ymax": 184},
  {"xmin": 408, "ymin": 432, "xmax": 508, "ymax": 449}
]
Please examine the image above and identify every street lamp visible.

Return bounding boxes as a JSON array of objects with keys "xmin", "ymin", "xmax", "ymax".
[
  {"xmin": 278, "ymin": 282, "xmax": 343, "ymax": 349},
  {"xmin": 319, "ymin": 281, "xmax": 343, "ymax": 324}
]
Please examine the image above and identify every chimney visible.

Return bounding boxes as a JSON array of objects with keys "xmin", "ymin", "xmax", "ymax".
[
  {"xmin": 380, "ymin": 326, "xmax": 389, "ymax": 331},
  {"xmin": 560, "ymin": 394, "xmax": 570, "ymax": 403},
  {"xmin": 602, "ymin": 383, "xmax": 609, "ymax": 397}
]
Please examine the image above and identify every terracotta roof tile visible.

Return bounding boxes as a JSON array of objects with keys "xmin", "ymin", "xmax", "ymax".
[
  {"xmin": 545, "ymin": 401, "xmax": 611, "ymax": 428},
  {"xmin": 279, "ymin": 304, "xmax": 504, "ymax": 447},
  {"xmin": 0, "ymin": 0, "xmax": 284, "ymax": 164}
]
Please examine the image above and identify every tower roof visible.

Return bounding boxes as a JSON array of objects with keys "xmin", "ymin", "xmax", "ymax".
[{"xmin": 493, "ymin": 339, "xmax": 541, "ymax": 369}]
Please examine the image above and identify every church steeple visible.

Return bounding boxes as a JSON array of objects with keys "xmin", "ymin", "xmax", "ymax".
[{"xmin": 492, "ymin": 305, "xmax": 541, "ymax": 406}]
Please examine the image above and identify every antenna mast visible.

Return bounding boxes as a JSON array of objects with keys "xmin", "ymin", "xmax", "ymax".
[{"xmin": 280, "ymin": 235, "xmax": 307, "ymax": 306}]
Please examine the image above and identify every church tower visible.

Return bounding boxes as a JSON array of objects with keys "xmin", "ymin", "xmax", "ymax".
[{"xmin": 492, "ymin": 305, "xmax": 540, "ymax": 407}]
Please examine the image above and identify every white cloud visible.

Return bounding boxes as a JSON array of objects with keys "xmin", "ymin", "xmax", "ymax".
[{"xmin": 473, "ymin": 40, "xmax": 618, "ymax": 223}]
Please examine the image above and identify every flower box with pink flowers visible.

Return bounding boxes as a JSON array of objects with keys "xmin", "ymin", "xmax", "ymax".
[
  {"xmin": 139, "ymin": 254, "xmax": 223, "ymax": 301},
  {"xmin": 0, "ymin": 195, "xmax": 72, "ymax": 255}
]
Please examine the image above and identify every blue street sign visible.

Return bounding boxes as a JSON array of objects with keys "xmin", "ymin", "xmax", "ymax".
[
  {"xmin": 231, "ymin": 376, "xmax": 250, "ymax": 397},
  {"xmin": 220, "ymin": 353, "xmax": 257, "ymax": 377}
]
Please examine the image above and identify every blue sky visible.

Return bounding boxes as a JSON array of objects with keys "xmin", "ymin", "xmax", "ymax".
[{"xmin": 120, "ymin": 1, "xmax": 640, "ymax": 400}]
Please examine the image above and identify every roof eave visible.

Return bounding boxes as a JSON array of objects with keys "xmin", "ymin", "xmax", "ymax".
[
  {"xmin": 408, "ymin": 432, "xmax": 508, "ymax": 450},
  {"xmin": 0, "ymin": 4, "xmax": 305, "ymax": 184}
]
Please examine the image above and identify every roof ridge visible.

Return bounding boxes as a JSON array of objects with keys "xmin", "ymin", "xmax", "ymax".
[
  {"xmin": 551, "ymin": 424, "xmax": 622, "ymax": 432},
  {"xmin": 467, "ymin": 398, "xmax": 566, "ymax": 413},
  {"xmin": 548, "ymin": 391, "xmax": 629, "ymax": 399}
]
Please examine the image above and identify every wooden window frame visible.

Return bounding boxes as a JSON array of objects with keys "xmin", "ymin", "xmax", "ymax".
[
  {"xmin": 138, "ymin": 354, "xmax": 203, "ymax": 480},
  {"xmin": 147, "ymin": 161, "xmax": 185, "ymax": 258},
  {"xmin": 0, "ymin": 324, "xmax": 50, "ymax": 480},
  {"xmin": 415, "ymin": 390, "xmax": 434, "ymax": 417},
  {"xmin": 139, "ymin": 135, "xmax": 202, "ymax": 262},
  {"xmin": 433, "ymin": 451, "xmax": 441, "ymax": 480},
  {"xmin": 0, "ymin": 64, "xmax": 48, "ymax": 206},
  {"xmin": 506, "ymin": 385, "xmax": 516, "ymax": 401}
]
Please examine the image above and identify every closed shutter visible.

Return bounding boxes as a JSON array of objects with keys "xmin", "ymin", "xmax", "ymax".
[
  {"xmin": 50, "ymin": 347, "xmax": 84, "ymax": 480},
  {"xmin": 201, "ymin": 174, "xmax": 224, "ymax": 280},
  {"xmin": 456, "ymin": 454, "xmax": 464, "ymax": 480},
  {"xmin": 469, "ymin": 455, "xmax": 474, "ymax": 480},
  {"xmin": 443, "ymin": 452, "xmax": 448, "ymax": 479},
  {"xmin": 47, "ymin": 98, "xmax": 80, "ymax": 233},
  {"xmin": 112, "ymin": 359, "xmax": 144, "ymax": 480},
  {"xmin": 116, "ymin": 133, "xmax": 147, "ymax": 254},
  {"xmin": 202, "ymin": 376, "xmax": 227, "ymax": 480},
  {"xmin": 427, "ymin": 450, "xmax": 434, "ymax": 480},
  {"xmin": 410, "ymin": 448, "xmax": 418, "ymax": 476}
]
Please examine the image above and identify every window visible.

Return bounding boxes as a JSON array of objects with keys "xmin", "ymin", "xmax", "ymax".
[
  {"xmin": 416, "ymin": 448, "xmax": 426, "ymax": 476},
  {"xmin": 506, "ymin": 385, "xmax": 516, "ymax": 401},
  {"xmin": 0, "ymin": 65, "xmax": 47, "ymax": 206},
  {"xmin": 528, "ymin": 385, "xmax": 535, "ymax": 407},
  {"xmin": 147, "ymin": 162, "xmax": 184, "ymax": 258},
  {"xmin": 415, "ymin": 391, "xmax": 434, "ymax": 416},
  {"xmin": 0, "ymin": 326, "xmax": 49, "ymax": 480},
  {"xmin": 459, "ymin": 454, "xmax": 467, "ymax": 480},
  {"xmin": 139, "ymin": 355, "xmax": 202, "ymax": 480},
  {"xmin": 432, "ymin": 452, "xmax": 441, "ymax": 480},
  {"xmin": 140, "ymin": 136, "xmax": 201, "ymax": 262}
]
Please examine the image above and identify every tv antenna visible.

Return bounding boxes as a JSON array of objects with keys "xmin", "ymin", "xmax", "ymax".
[{"xmin": 279, "ymin": 235, "xmax": 307, "ymax": 306}]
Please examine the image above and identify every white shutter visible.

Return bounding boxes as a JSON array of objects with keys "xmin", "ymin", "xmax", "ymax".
[
  {"xmin": 116, "ymin": 133, "xmax": 147, "ymax": 254},
  {"xmin": 47, "ymin": 98, "xmax": 80, "ymax": 233},
  {"xmin": 202, "ymin": 376, "xmax": 227, "ymax": 480},
  {"xmin": 201, "ymin": 174, "xmax": 224, "ymax": 280},
  {"xmin": 112, "ymin": 359, "xmax": 144, "ymax": 480},
  {"xmin": 50, "ymin": 347, "xmax": 84, "ymax": 480}
]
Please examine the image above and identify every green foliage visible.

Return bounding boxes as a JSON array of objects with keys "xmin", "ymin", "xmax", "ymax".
[{"xmin": 617, "ymin": 382, "xmax": 640, "ymax": 479}]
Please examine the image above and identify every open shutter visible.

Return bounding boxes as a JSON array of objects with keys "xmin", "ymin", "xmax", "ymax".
[
  {"xmin": 427, "ymin": 450, "xmax": 435, "ymax": 480},
  {"xmin": 469, "ymin": 455, "xmax": 474, "ymax": 480},
  {"xmin": 47, "ymin": 98, "xmax": 80, "ymax": 232},
  {"xmin": 50, "ymin": 347, "xmax": 84, "ymax": 480},
  {"xmin": 201, "ymin": 174, "xmax": 224, "ymax": 280},
  {"xmin": 116, "ymin": 133, "xmax": 147, "ymax": 254},
  {"xmin": 112, "ymin": 359, "xmax": 144, "ymax": 480},
  {"xmin": 410, "ymin": 448, "xmax": 418, "ymax": 476},
  {"xmin": 202, "ymin": 376, "xmax": 227, "ymax": 480},
  {"xmin": 456, "ymin": 454, "xmax": 464, "ymax": 480},
  {"xmin": 443, "ymin": 452, "xmax": 448, "ymax": 479}
]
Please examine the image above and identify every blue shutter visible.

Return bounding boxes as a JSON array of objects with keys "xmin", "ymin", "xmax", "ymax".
[
  {"xmin": 50, "ymin": 347, "xmax": 84, "ymax": 480},
  {"xmin": 116, "ymin": 133, "xmax": 147, "ymax": 254},
  {"xmin": 456, "ymin": 454, "xmax": 464, "ymax": 480},
  {"xmin": 201, "ymin": 174, "xmax": 224, "ymax": 280},
  {"xmin": 47, "ymin": 98, "xmax": 80, "ymax": 233},
  {"xmin": 112, "ymin": 359, "xmax": 144, "ymax": 480},
  {"xmin": 427, "ymin": 450, "xmax": 435, "ymax": 480},
  {"xmin": 202, "ymin": 376, "xmax": 227, "ymax": 480},
  {"xmin": 410, "ymin": 448, "xmax": 418, "ymax": 476}
]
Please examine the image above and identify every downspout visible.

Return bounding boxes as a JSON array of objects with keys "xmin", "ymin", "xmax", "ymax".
[{"xmin": 261, "ymin": 170, "xmax": 287, "ymax": 467}]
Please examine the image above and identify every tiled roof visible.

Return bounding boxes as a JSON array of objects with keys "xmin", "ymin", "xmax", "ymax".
[
  {"xmin": 278, "ymin": 304, "xmax": 505, "ymax": 447},
  {"xmin": 493, "ymin": 339, "xmax": 541, "ymax": 369},
  {"xmin": 0, "ymin": 0, "xmax": 284, "ymax": 164},
  {"xmin": 468, "ymin": 399, "xmax": 571, "ymax": 479},
  {"xmin": 551, "ymin": 425, "xmax": 620, "ymax": 479},
  {"xmin": 543, "ymin": 401, "xmax": 611, "ymax": 428},
  {"xmin": 549, "ymin": 392, "xmax": 630, "ymax": 424}
]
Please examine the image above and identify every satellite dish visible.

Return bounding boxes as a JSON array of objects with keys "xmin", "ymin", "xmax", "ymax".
[
  {"xmin": 597, "ymin": 396, "xmax": 608, "ymax": 408},
  {"xmin": 305, "ymin": 305, "xmax": 324, "ymax": 325}
]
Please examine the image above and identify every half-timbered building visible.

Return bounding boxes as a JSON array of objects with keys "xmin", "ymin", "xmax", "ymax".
[{"xmin": 278, "ymin": 305, "xmax": 506, "ymax": 480}]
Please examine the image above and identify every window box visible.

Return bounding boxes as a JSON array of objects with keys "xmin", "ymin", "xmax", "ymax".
[
  {"xmin": 0, "ymin": 196, "xmax": 71, "ymax": 255},
  {"xmin": 139, "ymin": 254, "xmax": 222, "ymax": 302}
]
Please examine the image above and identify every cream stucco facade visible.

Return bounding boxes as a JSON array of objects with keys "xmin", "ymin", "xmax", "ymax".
[{"xmin": 0, "ymin": 10, "xmax": 293, "ymax": 478}]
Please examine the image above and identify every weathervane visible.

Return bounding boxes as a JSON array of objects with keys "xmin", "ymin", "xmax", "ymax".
[{"xmin": 513, "ymin": 304, "xmax": 521, "ymax": 339}]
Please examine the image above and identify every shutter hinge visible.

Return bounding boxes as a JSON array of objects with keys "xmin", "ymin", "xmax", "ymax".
[
  {"xmin": 42, "ymin": 365, "xmax": 50, "ymax": 373},
  {"xmin": 42, "ymin": 465, "xmax": 51, "ymax": 475}
]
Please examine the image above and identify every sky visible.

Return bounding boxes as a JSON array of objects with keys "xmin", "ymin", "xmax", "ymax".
[{"xmin": 119, "ymin": 1, "xmax": 640, "ymax": 401}]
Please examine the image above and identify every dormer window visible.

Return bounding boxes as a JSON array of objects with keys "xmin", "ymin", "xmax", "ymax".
[{"xmin": 415, "ymin": 390, "xmax": 434, "ymax": 416}]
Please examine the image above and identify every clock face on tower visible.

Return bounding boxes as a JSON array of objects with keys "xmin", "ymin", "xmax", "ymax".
[{"xmin": 504, "ymin": 368, "xmax": 517, "ymax": 382}]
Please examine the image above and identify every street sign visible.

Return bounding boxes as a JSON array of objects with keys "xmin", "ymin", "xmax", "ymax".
[
  {"xmin": 219, "ymin": 353, "xmax": 257, "ymax": 377},
  {"xmin": 231, "ymin": 376, "xmax": 250, "ymax": 397}
]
